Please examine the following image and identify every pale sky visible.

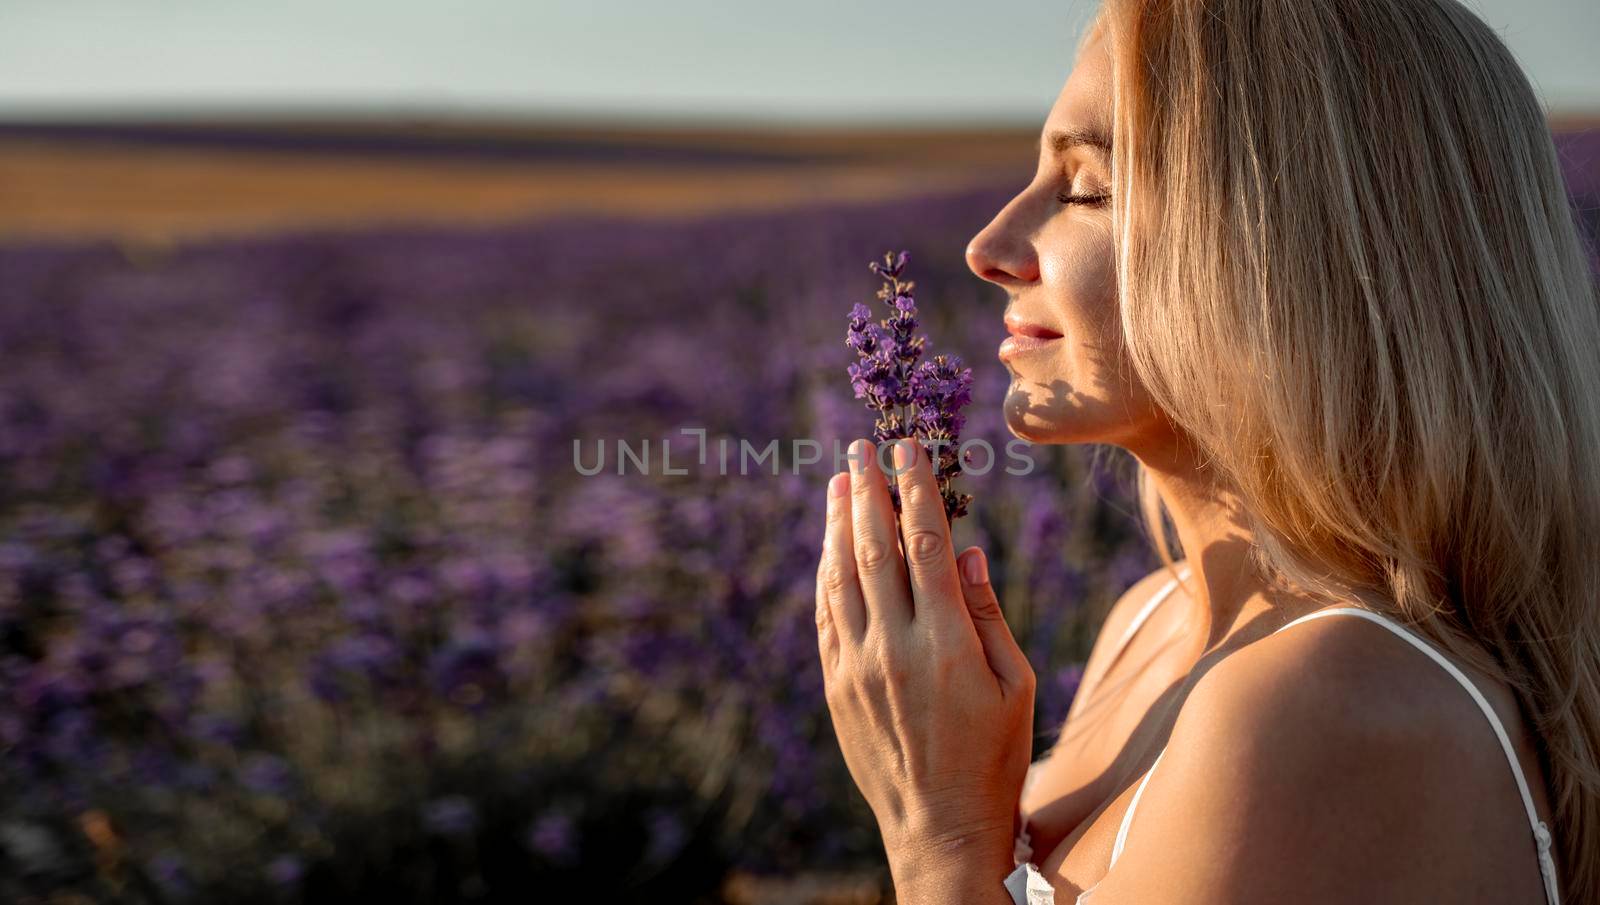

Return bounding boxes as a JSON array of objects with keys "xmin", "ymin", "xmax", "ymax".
[{"xmin": 0, "ymin": 0, "xmax": 1595, "ymax": 123}]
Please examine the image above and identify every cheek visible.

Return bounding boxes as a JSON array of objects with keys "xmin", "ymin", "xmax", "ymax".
[{"xmin": 1042, "ymin": 225, "xmax": 1118, "ymax": 343}]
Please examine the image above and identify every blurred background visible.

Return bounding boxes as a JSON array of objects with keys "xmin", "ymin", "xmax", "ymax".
[{"xmin": 0, "ymin": 2, "xmax": 1595, "ymax": 903}]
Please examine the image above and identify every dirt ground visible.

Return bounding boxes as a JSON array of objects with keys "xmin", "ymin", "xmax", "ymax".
[{"xmin": 0, "ymin": 118, "xmax": 1040, "ymax": 242}]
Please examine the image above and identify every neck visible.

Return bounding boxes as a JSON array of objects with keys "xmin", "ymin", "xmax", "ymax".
[{"xmin": 1126, "ymin": 427, "xmax": 1268, "ymax": 657}]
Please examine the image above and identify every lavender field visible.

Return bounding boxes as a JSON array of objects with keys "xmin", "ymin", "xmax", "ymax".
[{"xmin": 1, "ymin": 129, "xmax": 1595, "ymax": 905}]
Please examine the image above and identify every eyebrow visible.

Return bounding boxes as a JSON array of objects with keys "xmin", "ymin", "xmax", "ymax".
[{"xmin": 1043, "ymin": 126, "xmax": 1112, "ymax": 159}]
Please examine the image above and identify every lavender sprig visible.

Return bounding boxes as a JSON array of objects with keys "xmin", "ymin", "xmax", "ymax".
[{"xmin": 846, "ymin": 249, "xmax": 974, "ymax": 523}]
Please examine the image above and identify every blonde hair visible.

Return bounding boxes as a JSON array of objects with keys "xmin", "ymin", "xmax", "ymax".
[{"xmin": 1087, "ymin": 0, "xmax": 1600, "ymax": 900}]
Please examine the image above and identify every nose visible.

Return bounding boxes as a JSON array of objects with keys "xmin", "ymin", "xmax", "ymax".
[{"xmin": 965, "ymin": 197, "xmax": 1041, "ymax": 287}]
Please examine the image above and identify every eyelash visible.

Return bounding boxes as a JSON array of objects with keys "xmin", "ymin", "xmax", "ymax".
[{"xmin": 1057, "ymin": 190, "xmax": 1110, "ymax": 207}]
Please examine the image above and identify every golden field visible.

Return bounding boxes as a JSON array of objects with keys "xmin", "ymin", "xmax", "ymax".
[{"xmin": 0, "ymin": 118, "xmax": 1046, "ymax": 242}]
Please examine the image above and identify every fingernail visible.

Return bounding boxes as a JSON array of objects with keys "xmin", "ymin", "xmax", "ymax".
[
  {"xmin": 829, "ymin": 472, "xmax": 849, "ymax": 499},
  {"xmin": 962, "ymin": 549, "xmax": 989, "ymax": 585}
]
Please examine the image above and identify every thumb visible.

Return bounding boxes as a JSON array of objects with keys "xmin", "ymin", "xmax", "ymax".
[{"xmin": 957, "ymin": 546, "xmax": 1033, "ymax": 697}]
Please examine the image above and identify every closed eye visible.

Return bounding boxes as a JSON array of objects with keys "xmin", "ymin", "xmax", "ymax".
[{"xmin": 1057, "ymin": 190, "xmax": 1110, "ymax": 207}]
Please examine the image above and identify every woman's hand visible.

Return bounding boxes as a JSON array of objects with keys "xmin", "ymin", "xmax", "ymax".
[{"xmin": 815, "ymin": 437, "xmax": 1036, "ymax": 876}]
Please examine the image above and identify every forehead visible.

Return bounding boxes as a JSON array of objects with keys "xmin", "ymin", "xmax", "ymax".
[{"xmin": 1042, "ymin": 29, "xmax": 1112, "ymax": 153}]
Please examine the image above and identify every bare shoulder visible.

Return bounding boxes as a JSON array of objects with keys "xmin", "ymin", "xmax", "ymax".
[
  {"xmin": 1084, "ymin": 603, "xmax": 1550, "ymax": 903},
  {"xmin": 1184, "ymin": 605, "xmax": 1528, "ymax": 758}
]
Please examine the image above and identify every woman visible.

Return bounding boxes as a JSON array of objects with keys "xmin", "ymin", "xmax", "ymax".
[{"xmin": 813, "ymin": 1, "xmax": 1600, "ymax": 903}]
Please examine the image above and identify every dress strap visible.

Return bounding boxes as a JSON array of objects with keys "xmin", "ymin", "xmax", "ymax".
[
  {"xmin": 1109, "ymin": 746, "xmax": 1167, "ymax": 864},
  {"xmin": 1091, "ymin": 565, "xmax": 1190, "ymax": 869},
  {"xmin": 1271, "ymin": 607, "xmax": 1561, "ymax": 905},
  {"xmin": 1059, "ymin": 564, "xmax": 1193, "ymax": 747},
  {"xmin": 1108, "ymin": 563, "xmax": 1193, "ymax": 664}
]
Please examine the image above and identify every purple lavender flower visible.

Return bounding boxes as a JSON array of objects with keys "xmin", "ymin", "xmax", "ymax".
[
  {"xmin": 911, "ymin": 353, "xmax": 975, "ymax": 521},
  {"xmin": 847, "ymin": 249, "xmax": 974, "ymax": 522}
]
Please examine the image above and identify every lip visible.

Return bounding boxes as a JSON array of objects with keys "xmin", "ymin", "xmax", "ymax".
[{"xmin": 1000, "ymin": 313, "xmax": 1063, "ymax": 362}]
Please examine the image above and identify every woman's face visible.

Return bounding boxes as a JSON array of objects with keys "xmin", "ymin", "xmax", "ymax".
[{"xmin": 965, "ymin": 31, "xmax": 1167, "ymax": 449}]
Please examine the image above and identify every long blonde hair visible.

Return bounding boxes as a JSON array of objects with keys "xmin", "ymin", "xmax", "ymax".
[{"xmin": 1088, "ymin": 0, "xmax": 1600, "ymax": 900}]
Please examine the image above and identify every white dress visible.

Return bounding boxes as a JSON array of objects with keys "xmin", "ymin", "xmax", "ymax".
[{"xmin": 1002, "ymin": 568, "xmax": 1562, "ymax": 905}]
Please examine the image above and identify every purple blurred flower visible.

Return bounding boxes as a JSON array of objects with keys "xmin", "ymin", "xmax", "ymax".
[
  {"xmin": 525, "ymin": 810, "xmax": 578, "ymax": 865},
  {"xmin": 266, "ymin": 853, "xmax": 305, "ymax": 886},
  {"xmin": 643, "ymin": 809, "xmax": 687, "ymax": 863},
  {"xmin": 308, "ymin": 632, "xmax": 402, "ymax": 702},
  {"xmin": 1037, "ymin": 663, "xmax": 1087, "ymax": 742},
  {"xmin": 239, "ymin": 752, "xmax": 294, "ymax": 796},
  {"xmin": 422, "ymin": 795, "xmax": 479, "ymax": 837},
  {"xmin": 146, "ymin": 851, "xmax": 192, "ymax": 898},
  {"xmin": 427, "ymin": 627, "xmax": 508, "ymax": 710}
]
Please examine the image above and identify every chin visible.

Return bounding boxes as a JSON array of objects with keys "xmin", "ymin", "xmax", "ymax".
[
  {"xmin": 1002, "ymin": 379, "xmax": 1133, "ymax": 447},
  {"xmin": 1002, "ymin": 385, "xmax": 1071, "ymax": 444}
]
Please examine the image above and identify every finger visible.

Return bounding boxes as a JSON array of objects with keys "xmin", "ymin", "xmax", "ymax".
[
  {"xmin": 819, "ymin": 470, "xmax": 866, "ymax": 645},
  {"xmin": 889, "ymin": 438, "xmax": 966, "ymax": 638},
  {"xmin": 816, "ymin": 577, "xmax": 840, "ymax": 677},
  {"xmin": 957, "ymin": 546, "xmax": 1035, "ymax": 699},
  {"xmin": 848, "ymin": 438, "xmax": 911, "ymax": 630}
]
